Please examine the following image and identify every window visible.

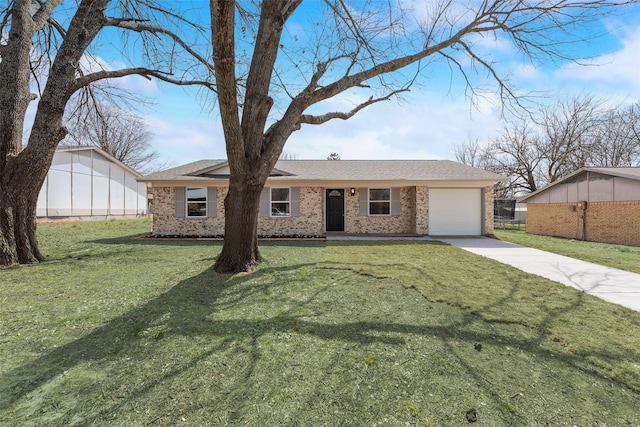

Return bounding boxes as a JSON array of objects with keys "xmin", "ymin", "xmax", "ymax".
[
  {"xmin": 186, "ymin": 187, "xmax": 207, "ymax": 217},
  {"xmin": 369, "ymin": 188, "xmax": 390, "ymax": 215},
  {"xmin": 271, "ymin": 188, "xmax": 290, "ymax": 217}
]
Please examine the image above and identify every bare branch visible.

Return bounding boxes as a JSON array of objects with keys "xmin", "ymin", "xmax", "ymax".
[
  {"xmin": 64, "ymin": 100, "xmax": 162, "ymax": 174},
  {"xmin": 457, "ymin": 40, "xmax": 524, "ymax": 110},
  {"xmin": 105, "ymin": 18, "xmax": 215, "ymax": 74},
  {"xmin": 298, "ymin": 89, "xmax": 409, "ymax": 126},
  {"xmin": 281, "ymin": 0, "xmax": 303, "ymax": 22},
  {"xmin": 73, "ymin": 67, "xmax": 216, "ymax": 92},
  {"xmin": 32, "ymin": 0, "xmax": 64, "ymax": 32}
]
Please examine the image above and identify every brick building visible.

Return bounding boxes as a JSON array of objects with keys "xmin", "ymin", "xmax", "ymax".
[
  {"xmin": 519, "ymin": 167, "xmax": 640, "ymax": 246},
  {"xmin": 140, "ymin": 160, "xmax": 504, "ymax": 237}
]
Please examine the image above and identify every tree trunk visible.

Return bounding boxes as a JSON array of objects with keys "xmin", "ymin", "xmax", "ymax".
[
  {"xmin": 214, "ymin": 175, "xmax": 264, "ymax": 273},
  {"xmin": 0, "ymin": 174, "xmax": 45, "ymax": 265},
  {"xmin": 0, "ymin": 1, "xmax": 113, "ymax": 266}
]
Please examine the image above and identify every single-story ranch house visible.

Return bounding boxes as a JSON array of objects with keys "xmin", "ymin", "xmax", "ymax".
[
  {"xmin": 140, "ymin": 159, "xmax": 505, "ymax": 237},
  {"xmin": 519, "ymin": 167, "xmax": 640, "ymax": 246}
]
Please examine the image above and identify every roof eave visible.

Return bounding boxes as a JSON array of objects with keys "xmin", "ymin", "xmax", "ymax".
[
  {"xmin": 518, "ymin": 166, "xmax": 640, "ymax": 203},
  {"xmin": 58, "ymin": 146, "xmax": 143, "ymax": 178}
]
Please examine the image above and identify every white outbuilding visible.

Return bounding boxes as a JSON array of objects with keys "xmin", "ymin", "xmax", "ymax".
[{"xmin": 37, "ymin": 146, "xmax": 148, "ymax": 219}]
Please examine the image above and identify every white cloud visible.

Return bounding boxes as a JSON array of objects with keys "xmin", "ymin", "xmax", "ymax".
[
  {"xmin": 140, "ymin": 82, "xmax": 505, "ymax": 166},
  {"xmin": 144, "ymin": 114, "xmax": 226, "ymax": 165},
  {"xmin": 144, "ymin": 95, "xmax": 504, "ymax": 165},
  {"xmin": 466, "ymin": 31, "xmax": 514, "ymax": 55},
  {"xmin": 286, "ymin": 96, "xmax": 502, "ymax": 160},
  {"xmin": 555, "ymin": 24, "xmax": 640, "ymax": 100},
  {"xmin": 512, "ymin": 63, "xmax": 540, "ymax": 81}
]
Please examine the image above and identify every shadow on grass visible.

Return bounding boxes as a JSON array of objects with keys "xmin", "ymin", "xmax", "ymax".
[
  {"xmin": 320, "ymin": 241, "xmax": 640, "ymax": 393},
  {"xmin": 89, "ymin": 234, "xmax": 329, "ymax": 248},
  {"xmin": 0, "ymin": 255, "xmax": 410, "ymax": 407},
  {"xmin": 0, "ymin": 261, "xmax": 302, "ymax": 411},
  {"xmin": 3, "ymin": 239, "xmax": 639, "ymax": 424}
]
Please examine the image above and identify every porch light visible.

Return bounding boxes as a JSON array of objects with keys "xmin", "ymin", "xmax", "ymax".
[{"xmin": 350, "ymin": 188, "xmax": 356, "ymax": 196}]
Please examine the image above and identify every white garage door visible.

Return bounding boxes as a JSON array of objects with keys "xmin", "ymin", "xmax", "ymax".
[{"xmin": 429, "ymin": 188, "xmax": 482, "ymax": 235}]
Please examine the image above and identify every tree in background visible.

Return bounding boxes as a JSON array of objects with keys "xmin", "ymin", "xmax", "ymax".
[
  {"xmin": 536, "ymin": 96, "xmax": 604, "ymax": 184},
  {"xmin": 455, "ymin": 97, "xmax": 640, "ymax": 196},
  {"xmin": 210, "ymin": 0, "xmax": 634, "ymax": 272},
  {"xmin": 0, "ymin": 0, "xmax": 212, "ymax": 265},
  {"xmin": 64, "ymin": 102, "xmax": 163, "ymax": 174},
  {"xmin": 327, "ymin": 153, "xmax": 341, "ymax": 160},
  {"xmin": 588, "ymin": 103, "xmax": 640, "ymax": 167},
  {"xmin": 453, "ymin": 140, "xmax": 485, "ymax": 169},
  {"xmin": 279, "ymin": 151, "xmax": 300, "ymax": 160},
  {"xmin": 486, "ymin": 120, "xmax": 545, "ymax": 195}
]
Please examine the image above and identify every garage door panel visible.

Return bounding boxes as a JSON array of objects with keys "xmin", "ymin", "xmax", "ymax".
[{"xmin": 429, "ymin": 188, "xmax": 482, "ymax": 235}]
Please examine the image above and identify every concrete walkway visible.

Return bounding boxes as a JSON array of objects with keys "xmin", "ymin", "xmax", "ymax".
[{"xmin": 438, "ymin": 237, "xmax": 640, "ymax": 312}]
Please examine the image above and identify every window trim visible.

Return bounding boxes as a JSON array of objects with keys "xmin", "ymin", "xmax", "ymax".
[
  {"xmin": 270, "ymin": 187, "xmax": 291, "ymax": 218},
  {"xmin": 186, "ymin": 187, "xmax": 207, "ymax": 218},
  {"xmin": 368, "ymin": 188, "xmax": 391, "ymax": 216}
]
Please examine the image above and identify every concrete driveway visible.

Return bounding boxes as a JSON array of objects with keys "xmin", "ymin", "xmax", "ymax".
[{"xmin": 437, "ymin": 237, "xmax": 640, "ymax": 312}]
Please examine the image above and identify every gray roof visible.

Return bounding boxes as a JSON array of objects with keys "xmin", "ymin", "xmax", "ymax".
[
  {"xmin": 519, "ymin": 167, "xmax": 640, "ymax": 202},
  {"xmin": 584, "ymin": 167, "xmax": 640, "ymax": 181},
  {"xmin": 141, "ymin": 159, "xmax": 504, "ymax": 183},
  {"xmin": 143, "ymin": 159, "xmax": 223, "ymax": 181}
]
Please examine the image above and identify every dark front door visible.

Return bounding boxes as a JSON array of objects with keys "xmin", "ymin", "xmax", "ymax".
[{"xmin": 326, "ymin": 189, "xmax": 345, "ymax": 232}]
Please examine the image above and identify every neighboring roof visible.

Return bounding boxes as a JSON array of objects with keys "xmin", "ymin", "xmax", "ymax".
[
  {"xmin": 140, "ymin": 159, "xmax": 505, "ymax": 183},
  {"xmin": 519, "ymin": 167, "xmax": 640, "ymax": 202},
  {"xmin": 584, "ymin": 167, "xmax": 640, "ymax": 181},
  {"xmin": 56, "ymin": 145, "xmax": 142, "ymax": 178}
]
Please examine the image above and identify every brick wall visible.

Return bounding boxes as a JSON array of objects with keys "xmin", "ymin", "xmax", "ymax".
[
  {"xmin": 527, "ymin": 201, "xmax": 640, "ymax": 246},
  {"xmin": 416, "ymin": 186, "xmax": 429, "ymax": 235},
  {"xmin": 345, "ymin": 187, "xmax": 417, "ymax": 234},
  {"xmin": 484, "ymin": 186, "xmax": 495, "ymax": 235},
  {"xmin": 151, "ymin": 184, "xmax": 495, "ymax": 237},
  {"xmin": 152, "ymin": 186, "xmax": 227, "ymax": 236},
  {"xmin": 257, "ymin": 186, "xmax": 324, "ymax": 236}
]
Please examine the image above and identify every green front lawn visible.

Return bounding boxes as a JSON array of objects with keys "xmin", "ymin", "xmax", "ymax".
[
  {"xmin": 495, "ymin": 228, "xmax": 640, "ymax": 274},
  {"xmin": 1, "ymin": 218, "xmax": 639, "ymax": 426}
]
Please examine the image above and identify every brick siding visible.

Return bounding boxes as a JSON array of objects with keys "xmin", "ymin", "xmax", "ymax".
[
  {"xmin": 152, "ymin": 186, "xmax": 227, "ymax": 236},
  {"xmin": 346, "ymin": 187, "xmax": 417, "ymax": 234},
  {"xmin": 484, "ymin": 186, "xmax": 495, "ymax": 235},
  {"xmin": 151, "ymin": 185, "xmax": 495, "ymax": 237},
  {"xmin": 527, "ymin": 201, "xmax": 640, "ymax": 246},
  {"xmin": 258, "ymin": 187, "xmax": 324, "ymax": 236},
  {"xmin": 415, "ymin": 186, "xmax": 429, "ymax": 235}
]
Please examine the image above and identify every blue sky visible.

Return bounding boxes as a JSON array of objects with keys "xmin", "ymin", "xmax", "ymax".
[{"xmin": 44, "ymin": 1, "xmax": 640, "ymax": 167}]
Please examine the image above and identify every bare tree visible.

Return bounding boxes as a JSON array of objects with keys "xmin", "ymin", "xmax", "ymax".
[
  {"xmin": 487, "ymin": 120, "xmax": 544, "ymax": 194},
  {"xmin": 454, "ymin": 139, "xmax": 514, "ymax": 198},
  {"xmin": 209, "ymin": 0, "xmax": 636, "ymax": 273},
  {"xmin": 536, "ymin": 95, "xmax": 604, "ymax": 183},
  {"xmin": 588, "ymin": 102, "xmax": 640, "ymax": 167},
  {"xmin": 64, "ymin": 102, "xmax": 162, "ymax": 174},
  {"xmin": 476, "ymin": 96, "xmax": 640, "ymax": 196},
  {"xmin": 454, "ymin": 139, "xmax": 485, "ymax": 168},
  {"xmin": 479, "ymin": 97, "xmax": 597, "ymax": 195},
  {"xmin": 279, "ymin": 151, "xmax": 300, "ymax": 160},
  {"xmin": 0, "ymin": 0, "xmax": 213, "ymax": 265}
]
